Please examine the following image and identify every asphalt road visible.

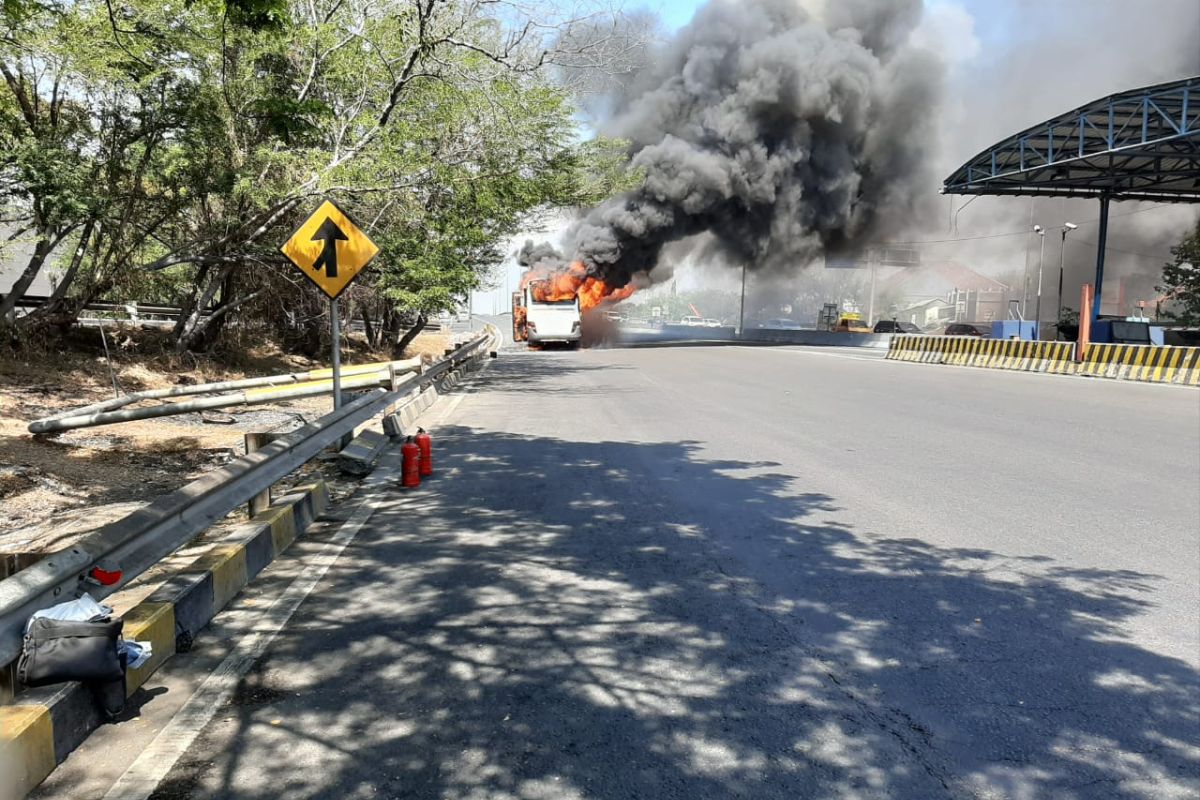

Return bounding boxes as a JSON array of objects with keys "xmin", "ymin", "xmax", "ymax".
[{"xmin": 41, "ymin": 344, "xmax": 1200, "ymax": 800}]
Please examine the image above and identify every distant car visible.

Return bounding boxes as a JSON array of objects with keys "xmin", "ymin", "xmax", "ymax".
[
  {"xmin": 702, "ymin": 318, "xmax": 723, "ymax": 327},
  {"xmin": 943, "ymin": 322, "xmax": 990, "ymax": 337},
  {"xmin": 873, "ymin": 320, "xmax": 921, "ymax": 334},
  {"xmin": 758, "ymin": 318, "xmax": 805, "ymax": 330},
  {"xmin": 679, "ymin": 315, "xmax": 706, "ymax": 326}
]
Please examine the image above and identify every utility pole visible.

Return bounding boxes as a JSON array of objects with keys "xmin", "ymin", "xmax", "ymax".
[
  {"xmin": 1021, "ymin": 198, "xmax": 1035, "ymax": 316},
  {"xmin": 866, "ymin": 248, "xmax": 879, "ymax": 325},
  {"xmin": 737, "ymin": 263, "xmax": 748, "ymax": 337}
]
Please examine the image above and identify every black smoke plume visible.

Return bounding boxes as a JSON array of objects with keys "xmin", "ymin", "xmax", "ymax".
[{"xmin": 551, "ymin": 0, "xmax": 945, "ymax": 288}]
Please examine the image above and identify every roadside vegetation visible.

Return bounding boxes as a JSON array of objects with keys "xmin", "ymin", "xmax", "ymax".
[
  {"xmin": 1, "ymin": 0, "xmax": 643, "ymax": 355},
  {"xmin": 1158, "ymin": 218, "xmax": 1200, "ymax": 325}
]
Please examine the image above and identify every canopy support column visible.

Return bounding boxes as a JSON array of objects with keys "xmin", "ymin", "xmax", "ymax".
[{"xmin": 1092, "ymin": 195, "xmax": 1111, "ymax": 321}]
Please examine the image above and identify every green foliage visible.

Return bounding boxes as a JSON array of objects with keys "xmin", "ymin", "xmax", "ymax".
[
  {"xmin": 223, "ymin": 0, "xmax": 288, "ymax": 30},
  {"xmin": 2, "ymin": 0, "xmax": 641, "ymax": 350},
  {"xmin": 1158, "ymin": 219, "xmax": 1200, "ymax": 325}
]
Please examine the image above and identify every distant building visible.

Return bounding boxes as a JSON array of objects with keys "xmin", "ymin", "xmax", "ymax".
[
  {"xmin": 881, "ymin": 261, "xmax": 1011, "ymax": 326},
  {"xmin": 892, "ymin": 298, "xmax": 955, "ymax": 329}
]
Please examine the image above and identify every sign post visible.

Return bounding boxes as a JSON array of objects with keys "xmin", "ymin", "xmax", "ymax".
[
  {"xmin": 330, "ymin": 298, "xmax": 342, "ymax": 410},
  {"xmin": 280, "ymin": 200, "xmax": 379, "ymax": 414}
]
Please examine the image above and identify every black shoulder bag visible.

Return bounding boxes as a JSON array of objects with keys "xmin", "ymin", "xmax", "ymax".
[{"xmin": 18, "ymin": 616, "xmax": 125, "ymax": 687}]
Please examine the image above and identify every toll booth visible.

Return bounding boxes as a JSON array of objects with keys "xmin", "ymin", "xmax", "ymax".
[{"xmin": 1090, "ymin": 320, "xmax": 1163, "ymax": 345}]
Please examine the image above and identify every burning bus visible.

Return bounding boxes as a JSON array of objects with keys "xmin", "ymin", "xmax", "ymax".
[
  {"xmin": 513, "ymin": 261, "xmax": 635, "ymax": 348},
  {"xmin": 512, "ymin": 281, "xmax": 582, "ymax": 347}
]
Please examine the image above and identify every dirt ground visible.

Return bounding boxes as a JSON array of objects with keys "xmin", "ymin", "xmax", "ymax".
[{"xmin": 0, "ymin": 324, "xmax": 450, "ymax": 555}]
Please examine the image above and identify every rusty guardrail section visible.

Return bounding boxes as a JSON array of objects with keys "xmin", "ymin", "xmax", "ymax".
[{"xmin": 0, "ymin": 333, "xmax": 491, "ymax": 670}]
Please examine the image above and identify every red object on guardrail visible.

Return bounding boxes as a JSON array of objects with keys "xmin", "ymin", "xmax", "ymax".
[
  {"xmin": 415, "ymin": 428, "xmax": 433, "ymax": 476},
  {"xmin": 401, "ymin": 437, "xmax": 421, "ymax": 488},
  {"xmin": 88, "ymin": 566, "xmax": 123, "ymax": 586}
]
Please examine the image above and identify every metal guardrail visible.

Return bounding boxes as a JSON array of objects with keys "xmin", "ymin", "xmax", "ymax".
[
  {"xmin": 9, "ymin": 296, "xmax": 197, "ymax": 317},
  {"xmin": 0, "ymin": 332, "xmax": 491, "ymax": 669}
]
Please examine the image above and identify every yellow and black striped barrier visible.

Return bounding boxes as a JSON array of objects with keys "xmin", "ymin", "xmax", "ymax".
[
  {"xmin": 886, "ymin": 336, "xmax": 1200, "ymax": 386},
  {"xmin": 886, "ymin": 336, "xmax": 1074, "ymax": 375},
  {"xmin": 1076, "ymin": 343, "xmax": 1200, "ymax": 385}
]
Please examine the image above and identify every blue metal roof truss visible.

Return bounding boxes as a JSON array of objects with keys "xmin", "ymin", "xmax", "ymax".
[{"xmin": 944, "ymin": 76, "xmax": 1200, "ymax": 203}]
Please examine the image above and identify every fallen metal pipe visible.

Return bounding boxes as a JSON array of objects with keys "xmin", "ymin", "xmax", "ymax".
[{"xmin": 30, "ymin": 358, "xmax": 422, "ymax": 425}]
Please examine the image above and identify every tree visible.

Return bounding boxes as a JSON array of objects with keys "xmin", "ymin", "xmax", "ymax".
[
  {"xmin": 1, "ymin": 0, "xmax": 647, "ymax": 353},
  {"xmin": 1158, "ymin": 218, "xmax": 1200, "ymax": 325}
]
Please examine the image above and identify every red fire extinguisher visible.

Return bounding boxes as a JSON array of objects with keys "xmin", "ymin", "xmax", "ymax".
[
  {"xmin": 401, "ymin": 436, "xmax": 421, "ymax": 488},
  {"xmin": 415, "ymin": 428, "xmax": 433, "ymax": 476}
]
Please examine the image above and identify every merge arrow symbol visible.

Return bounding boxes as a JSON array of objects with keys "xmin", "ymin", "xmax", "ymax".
[{"xmin": 311, "ymin": 217, "xmax": 349, "ymax": 279}]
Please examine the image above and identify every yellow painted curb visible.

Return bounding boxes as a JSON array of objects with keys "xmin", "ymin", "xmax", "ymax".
[
  {"xmin": 193, "ymin": 544, "xmax": 248, "ymax": 613},
  {"xmin": 294, "ymin": 479, "xmax": 329, "ymax": 518},
  {"xmin": 121, "ymin": 603, "xmax": 176, "ymax": 697},
  {"xmin": 0, "ymin": 704, "xmax": 55, "ymax": 798},
  {"xmin": 256, "ymin": 505, "xmax": 297, "ymax": 554}
]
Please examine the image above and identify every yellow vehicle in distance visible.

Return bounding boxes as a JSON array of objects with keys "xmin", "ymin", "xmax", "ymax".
[{"xmin": 834, "ymin": 313, "xmax": 872, "ymax": 333}]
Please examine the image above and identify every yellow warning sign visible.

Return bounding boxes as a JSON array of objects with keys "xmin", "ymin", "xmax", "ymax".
[{"xmin": 281, "ymin": 200, "xmax": 379, "ymax": 300}]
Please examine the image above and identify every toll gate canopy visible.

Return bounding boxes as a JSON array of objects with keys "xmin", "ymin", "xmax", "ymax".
[
  {"xmin": 944, "ymin": 76, "xmax": 1199, "ymax": 202},
  {"xmin": 943, "ymin": 75, "xmax": 1200, "ymax": 319}
]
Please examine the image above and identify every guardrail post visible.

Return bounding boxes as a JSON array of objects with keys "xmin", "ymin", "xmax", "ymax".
[{"xmin": 245, "ymin": 433, "xmax": 272, "ymax": 517}]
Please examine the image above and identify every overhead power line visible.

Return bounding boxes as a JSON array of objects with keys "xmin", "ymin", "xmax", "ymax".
[{"xmin": 1073, "ymin": 240, "xmax": 1172, "ymax": 263}]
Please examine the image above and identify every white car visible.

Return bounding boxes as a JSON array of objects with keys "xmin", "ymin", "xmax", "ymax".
[
  {"xmin": 679, "ymin": 316, "xmax": 706, "ymax": 326},
  {"xmin": 703, "ymin": 318, "xmax": 724, "ymax": 327}
]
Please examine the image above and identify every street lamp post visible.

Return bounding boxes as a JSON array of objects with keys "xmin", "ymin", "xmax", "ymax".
[
  {"xmin": 1056, "ymin": 223, "xmax": 1078, "ymax": 334},
  {"xmin": 1033, "ymin": 225, "xmax": 1047, "ymax": 337}
]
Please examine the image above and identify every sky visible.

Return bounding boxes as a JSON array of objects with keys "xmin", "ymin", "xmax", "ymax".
[{"xmin": 631, "ymin": 0, "xmax": 704, "ymax": 30}]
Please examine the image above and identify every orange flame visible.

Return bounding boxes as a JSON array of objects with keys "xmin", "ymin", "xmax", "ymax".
[{"xmin": 522, "ymin": 261, "xmax": 635, "ymax": 311}]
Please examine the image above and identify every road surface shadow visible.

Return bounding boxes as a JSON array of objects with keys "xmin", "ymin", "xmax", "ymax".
[{"xmin": 143, "ymin": 422, "xmax": 1196, "ymax": 799}]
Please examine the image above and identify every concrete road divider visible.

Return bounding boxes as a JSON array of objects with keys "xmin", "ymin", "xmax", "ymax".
[
  {"xmin": 0, "ymin": 478, "xmax": 327, "ymax": 800},
  {"xmin": 887, "ymin": 335, "xmax": 1200, "ymax": 386},
  {"xmin": 742, "ymin": 329, "xmax": 893, "ymax": 348},
  {"xmin": 619, "ymin": 327, "xmax": 894, "ymax": 348},
  {"xmin": 888, "ymin": 336, "xmax": 1075, "ymax": 374},
  {"xmin": 1075, "ymin": 343, "xmax": 1200, "ymax": 385}
]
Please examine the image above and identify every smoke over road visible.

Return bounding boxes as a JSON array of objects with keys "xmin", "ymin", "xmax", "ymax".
[{"xmin": 532, "ymin": 0, "xmax": 945, "ymax": 293}]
